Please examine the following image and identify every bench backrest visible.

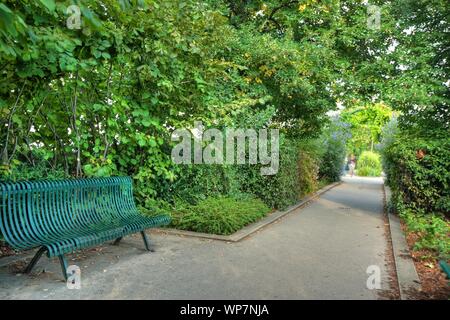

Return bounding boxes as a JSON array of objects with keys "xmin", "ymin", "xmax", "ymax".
[{"xmin": 0, "ymin": 176, "xmax": 136, "ymax": 250}]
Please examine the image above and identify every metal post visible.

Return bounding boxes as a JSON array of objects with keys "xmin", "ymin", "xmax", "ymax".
[
  {"xmin": 113, "ymin": 237, "xmax": 123, "ymax": 245},
  {"xmin": 58, "ymin": 255, "xmax": 68, "ymax": 280},
  {"xmin": 141, "ymin": 231, "xmax": 154, "ymax": 252},
  {"xmin": 24, "ymin": 247, "xmax": 47, "ymax": 274}
]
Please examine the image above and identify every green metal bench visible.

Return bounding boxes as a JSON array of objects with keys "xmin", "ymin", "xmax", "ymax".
[
  {"xmin": 0, "ymin": 176, "xmax": 170, "ymax": 279},
  {"xmin": 439, "ymin": 260, "xmax": 450, "ymax": 282}
]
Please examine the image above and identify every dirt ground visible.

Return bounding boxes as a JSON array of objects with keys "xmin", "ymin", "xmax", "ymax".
[{"xmin": 403, "ymin": 224, "xmax": 450, "ymax": 300}]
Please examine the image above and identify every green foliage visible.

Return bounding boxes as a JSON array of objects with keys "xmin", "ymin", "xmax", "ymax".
[
  {"xmin": 356, "ymin": 151, "xmax": 382, "ymax": 177},
  {"xmin": 382, "ymin": 133, "xmax": 450, "ymax": 215},
  {"xmin": 318, "ymin": 117, "xmax": 350, "ymax": 182},
  {"xmin": 397, "ymin": 206, "xmax": 449, "ymax": 260},
  {"xmin": 168, "ymin": 164, "xmax": 238, "ymax": 205},
  {"xmin": 1, "ymin": 0, "xmax": 446, "ymax": 238},
  {"xmin": 384, "ymin": 0, "xmax": 449, "ymax": 134},
  {"xmin": 170, "ymin": 197, "xmax": 270, "ymax": 235},
  {"xmin": 3, "ymin": 162, "xmax": 67, "ymax": 182},
  {"xmin": 381, "ymin": 119, "xmax": 449, "ymax": 259},
  {"xmin": 234, "ymin": 137, "xmax": 325, "ymax": 209},
  {"xmin": 0, "ymin": 0, "xmax": 338, "ymax": 199},
  {"xmin": 297, "ymin": 142, "xmax": 321, "ymax": 197},
  {"xmin": 167, "ymin": 137, "xmax": 326, "ymax": 211},
  {"xmin": 341, "ymin": 104, "xmax": 393, "ymax": 156}
]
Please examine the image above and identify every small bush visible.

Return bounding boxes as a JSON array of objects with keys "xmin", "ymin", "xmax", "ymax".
[
  {"xmin": 398, "ymin": 206, "xmax": 450, "ymax": 260},
  {"xmin": 357, "ymin": 151, "xmax": 382, "ymax": 177},
  {"xmin": 170, "ymin": 197, "xmax": 270, "ymax": 235},
  {"xmin": 381, "ymin": 135, "xmax": 450, "ymax": 215},
  {"xmin": 357, "ymin": 166, "xmax": 380, "ymax": 177},
  {"xmin": 237, "ymin": 137, "xmax": 324, "ymax": 209},
  {"xmin": 297, "ymin": 140, "xmax": 322, "ymax": 196},
  {"xmin": 166, "ymin": 135, "xmax": 333, "ymax": 211},
  {"xmin": 167, "ymin": 164, "xmax": 234, "ymax": 204},
  {"xmin": 381, "ymin": 126, "xmax": 450, "ymax": 260},
  {"xmin": 0, "ymin": 159, "xmax": 68, "ymax": 182},
  {"xmin": 318, "ymin": 118, "xmax": 349, "ymax": 182}
]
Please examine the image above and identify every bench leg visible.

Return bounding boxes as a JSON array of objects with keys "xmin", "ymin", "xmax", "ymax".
[
  {"xmin": 113, "ymin": 237, "xmax": 123, "ymax": 245},
  {"xmin": 141, "ymin": 231, "xmax": 154, "ymax": 252},
  {"xmin": 58, "ymin": 255, "xmax": 68, "ymax": 280},
  {"xmin": 24, "ymin": 247, "xmax": 47, "ymax": 274}
]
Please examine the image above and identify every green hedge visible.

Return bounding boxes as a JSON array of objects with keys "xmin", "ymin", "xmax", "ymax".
[
  {"xmin": 380, "ymin": 122, "xmax": 450, "ymax": 260},
  {"xmin": 382, "ymin": 136, "xmax": 450, "ymax": 215},
  {"xmin": 230, "ymin": 138, "xmax": 325, "ymax": 209},
  {"xmin": 164, "ymin": 136, "xmax": 345, "ymax": 235},
  {"xmin": 165, "ymin": 137, "xmax": 328, "ymax": 210},
  {"xmin": 2, "ymin": 135, "xmax": 346, "ymax": 238},
  {"xmin": 319, "ymin": 143, "xmax": 345, "ymax": 182},
  {"xmin": 318, "ymin": 123, "xmax": 348, "ymax": 182}
]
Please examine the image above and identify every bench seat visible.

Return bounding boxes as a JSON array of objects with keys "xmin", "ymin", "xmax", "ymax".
[{"xmin": 0, "ymin": 176, "xmax": 170, "ymax": 279}]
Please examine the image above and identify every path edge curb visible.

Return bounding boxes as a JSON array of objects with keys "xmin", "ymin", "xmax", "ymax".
[
  {"xmin": 383, "ymin": 183, "xmax": 421, "ymax": 300},
  {"xmin": 153, "ymin": 181, "xmax": 342, "ymax": 242}
]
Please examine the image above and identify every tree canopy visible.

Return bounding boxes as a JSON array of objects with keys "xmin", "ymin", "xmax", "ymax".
[{"xmin": 0, "ymin": 0, "xmax": 448, "ymax": 197}]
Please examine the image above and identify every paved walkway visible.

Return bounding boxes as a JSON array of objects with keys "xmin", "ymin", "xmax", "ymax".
[{"xmin": 0, "ymin": 177, "xmax": 391, "ymax": 299}]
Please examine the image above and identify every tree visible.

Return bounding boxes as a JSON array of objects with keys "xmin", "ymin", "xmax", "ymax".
[{"xmin": 341, "ymin": 103, "xmax": 392, "ymax": 155}]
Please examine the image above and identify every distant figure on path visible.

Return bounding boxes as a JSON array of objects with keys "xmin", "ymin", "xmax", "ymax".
[{"xmin": 348, "ymin": 156, "xmax": 356, "ymax": 177}]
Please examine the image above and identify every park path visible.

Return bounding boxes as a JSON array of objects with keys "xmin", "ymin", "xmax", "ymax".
[{"xmin": 0, "ymin": 177, "xmax": 392, "ymax": 299}]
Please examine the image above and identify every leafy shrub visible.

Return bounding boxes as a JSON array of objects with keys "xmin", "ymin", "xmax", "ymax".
[
  {"xmin": 297, "ymin": 150, "xmax": 320, "ymax": 196},
  {"xmin": 381, "ymin": 134, "xmax": 450, "ymax": 215},
  {"xmin": 318, "ymin": 118, "xmax": 349, "ymax": 182},
  {"xmin": 378, "ymin": 117, "xmax": 400, "ymax": 177},
  {"xmin": 236, "ymin": 137, "xmax": 324, "ymax": 209},
  {"xmin": 170, "ymin": 197, "xmax": 270, "ymax": 235},
  {"xmin": 397, "ymin": 206, "xmax": 449, "ymax": 260},
  {"xmin": 356, "ymin": 151, "xmax": 382, "ymax": 177},
  {"xmin": 319, "ymin": 143, "xmax": 345, "ymax": 182},
  {"xmin": 167, "ymin": 164, "xmax": 234, "ymax": 204},
  {"xmin": 0, "ymin": 157, "xmax": 68, "ymax": 182},
  {"xmin": 166, "ymin": 132, "xmax": 326, "ymax": 211},
  {"xmin": 381, "ymin": 121, "xmax": 450, "ymax": 260},
  {"xmin": 297, "ymin": 139, "xmax": 323, "ymax": 196}
]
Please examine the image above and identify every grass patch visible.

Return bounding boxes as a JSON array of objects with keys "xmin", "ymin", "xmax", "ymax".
[
  {"xmin": 169, "ymin": 197, "xmax": 271, "ymax": 235},
  {"xmin": 317, "ymin": 179, "xmax": 333, "ymax": 190}
]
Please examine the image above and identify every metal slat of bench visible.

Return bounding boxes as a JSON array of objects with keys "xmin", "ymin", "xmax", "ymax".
[
  {"xmin": 0, "ymin": 176, "xmax": 170, "ymax": 279},
  {"xmin": 439, "ymin": 260, "xmax": 450, "ymax": 280}
]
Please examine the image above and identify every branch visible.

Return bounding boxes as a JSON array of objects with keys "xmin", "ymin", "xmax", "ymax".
[
  {"xmin": 72, "ymin": 71, "xmax": 82, "ymax": 177},
  {"xmin": 1, "ymin": 82, "xmax": 26, "ymax": 164},
  {"xmin": 7, "ymin": 136, "xmax": 18, "ymax": 163},
  {"xmin": 268, "ymin": 0, "xmax": 300, "ymax": 21}
]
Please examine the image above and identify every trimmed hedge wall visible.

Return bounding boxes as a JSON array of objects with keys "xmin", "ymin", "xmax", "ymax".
[{"xmin": 382, "ymin": 136, "xmax": 450, "ymax": 216}]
